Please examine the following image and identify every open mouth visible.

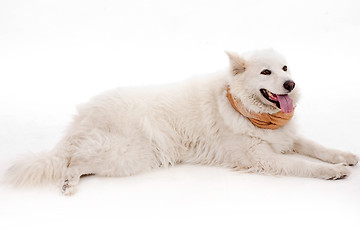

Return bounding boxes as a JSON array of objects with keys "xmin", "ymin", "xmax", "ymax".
[{"xmin": 260, "ymin": 89, "xmax": 293, "ymax": 113}]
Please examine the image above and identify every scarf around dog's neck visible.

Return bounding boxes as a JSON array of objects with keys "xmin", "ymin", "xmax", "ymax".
[{"xmin": 226, "ymin": 87, "xmax": 294, "ymax": 130}]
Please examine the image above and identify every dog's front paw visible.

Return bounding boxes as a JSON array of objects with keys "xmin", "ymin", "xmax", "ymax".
[
  {"xmin": 315, "ymin": 164, "xmax": 350, "ymax": 180},
  {"xmin": 331, "ymin": 152, "xmax": 359, "ymax": 166},
  {"xmin": 344, "ymin": 153, "xmax": 359, "ymax": 166}
]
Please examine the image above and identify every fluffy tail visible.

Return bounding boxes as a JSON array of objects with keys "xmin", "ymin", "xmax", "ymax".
[{"xmin": 5, "ymin": 151, "xmax": 66, "ymax": 187}]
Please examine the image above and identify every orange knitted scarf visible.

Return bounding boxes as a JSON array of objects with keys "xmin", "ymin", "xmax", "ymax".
[{"xmin": 226, "ymin": 87, "xmax": 294, "ymax": 130}]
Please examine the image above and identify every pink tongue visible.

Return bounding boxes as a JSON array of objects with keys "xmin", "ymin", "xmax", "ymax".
[{"xmin": 277, "ymin": 94, "xmax": 293, "ymax": 113}]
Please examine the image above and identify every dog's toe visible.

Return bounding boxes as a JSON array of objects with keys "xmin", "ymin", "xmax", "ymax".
[{"xmin": 327, "ymin": 174, "xmax": 347, "ymax": 180}]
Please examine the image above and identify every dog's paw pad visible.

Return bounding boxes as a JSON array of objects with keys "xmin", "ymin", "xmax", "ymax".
[{"xmin": 61, "ymin": 179, "xmax": 77, "ymax": 196}]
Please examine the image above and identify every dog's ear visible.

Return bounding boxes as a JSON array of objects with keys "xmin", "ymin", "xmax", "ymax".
[{"xmin": 225, "ymin": 51, "xmax": 246, "ymax": 75}]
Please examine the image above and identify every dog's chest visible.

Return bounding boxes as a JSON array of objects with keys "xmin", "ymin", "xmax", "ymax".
[{"xmin": 254, "ymin": 123, "xmax": 296, "ymax": 154}]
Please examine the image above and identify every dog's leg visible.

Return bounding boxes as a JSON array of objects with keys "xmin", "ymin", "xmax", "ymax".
[
  {"xmin": 247, "ymin": 143, "xmax": 350, "ymax": 180},
  {"xmin": 293, "ymin": 136, "xmax": 358, "ymax": 166}
]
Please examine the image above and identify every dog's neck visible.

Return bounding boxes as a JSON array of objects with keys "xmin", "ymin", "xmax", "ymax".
[{"xmin": 226, "ymin": 87, "xmax": 294, "ymax": 130}]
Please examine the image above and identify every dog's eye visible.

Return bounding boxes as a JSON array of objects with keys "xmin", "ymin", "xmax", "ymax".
[
  {"xmin": 283, "ymin": 65, "xmax": 287, "ymax": 71},
  {"xmin": 260, "ymin": 69, "xmax": 271, "ymax": 75}
]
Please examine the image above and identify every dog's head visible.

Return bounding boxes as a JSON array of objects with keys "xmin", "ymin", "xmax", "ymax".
[{"xmin": 226, "ymin": 49, "xmax": 299, "ymax": 114}]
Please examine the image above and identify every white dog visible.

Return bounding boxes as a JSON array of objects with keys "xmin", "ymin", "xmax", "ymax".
[{"xmin": 6, "ymin": 49, "xmax": 359, "ymax": 195}]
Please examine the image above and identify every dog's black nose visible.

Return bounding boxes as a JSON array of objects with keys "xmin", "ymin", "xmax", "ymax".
[{"xmin": 283, "ymin": 80, "xmax": 295, "ymax": 92}]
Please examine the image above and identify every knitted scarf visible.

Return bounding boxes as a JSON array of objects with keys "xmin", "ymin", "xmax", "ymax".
[{"xmin": 226, "ymin": 87, "xmax": 294, "ymax": 130}]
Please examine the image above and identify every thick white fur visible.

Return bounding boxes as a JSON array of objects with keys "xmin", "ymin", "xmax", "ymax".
[{"xmin": 6, "ymin": 49, "xmax": 358, "ymax": 195}]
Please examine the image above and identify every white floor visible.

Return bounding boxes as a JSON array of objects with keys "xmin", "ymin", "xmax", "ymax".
[{"xmin": 1, "ymin": 0, "xmax": 359, "ymax": 239}]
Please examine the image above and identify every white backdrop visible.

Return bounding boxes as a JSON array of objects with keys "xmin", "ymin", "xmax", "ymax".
[{"xmin": 1, "ymin": 0, "xmax": 360, "ymax": 239}]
